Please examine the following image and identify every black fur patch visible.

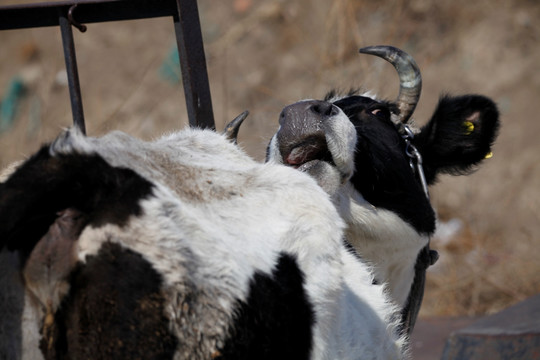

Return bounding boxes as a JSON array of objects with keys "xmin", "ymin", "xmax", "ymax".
[
  {"xmin": 42, "ymin": 241, "xmax": 177, "ymax": 359},
  {"xmin": 0, "ymin": 146, "xmax": 153, "ymax": 260},
  {"xmin": 333, "ymin": 95, "xmax": 436, "ymax": 234},
  {"xmin": 218, "ymin": 253, "xmax": 314, "ymax": 360}
]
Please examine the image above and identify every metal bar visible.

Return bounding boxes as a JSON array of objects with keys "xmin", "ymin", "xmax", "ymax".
[
  {"xmin": 59, "ymin": 10, "xmax": 86, "ymax": 134},
  {"xmin": 0, "ymin": 0, "xmax": 178, "ymax": 30},
  {"xmin": 0, "ymin": 0, "xmax": 216, "ymax": 130},
  {"xmin": 173, "ymin": 0, "xmax": 215, "ymax": 129}
]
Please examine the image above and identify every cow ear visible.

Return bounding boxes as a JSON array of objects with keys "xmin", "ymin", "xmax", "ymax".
[{"xmin": 414, "ymin": 95, "xmax": 500, "ymax": 184}]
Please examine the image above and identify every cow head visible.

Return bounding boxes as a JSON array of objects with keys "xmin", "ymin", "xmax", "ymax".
[{"xmin": 266, "ymin": 45, "xmax": 500, "ymax": 333}]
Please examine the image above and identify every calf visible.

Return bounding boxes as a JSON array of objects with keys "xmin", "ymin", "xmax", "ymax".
[{"xmin": 266, "ymin": 45, "xmax": 500, "ymax": 333}]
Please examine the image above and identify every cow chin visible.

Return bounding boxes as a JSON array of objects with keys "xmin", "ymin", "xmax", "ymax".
[{"xmin": 297, "ymin": 159, "xmax": 343, "ymax": 196}]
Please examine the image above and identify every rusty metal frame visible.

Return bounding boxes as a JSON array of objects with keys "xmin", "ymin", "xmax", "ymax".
[{"xmin": 0, "ymin": 0, "xmax": 215, "ymax": 133}]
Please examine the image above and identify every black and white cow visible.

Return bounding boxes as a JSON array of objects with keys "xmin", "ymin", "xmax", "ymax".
[
  {"xmin": 1, "ymin": 123, "xmax": 407, "ymax": 359},
  {"xmin": 266, "ymin": 45, "xmax": 500, "ymax": 334}
]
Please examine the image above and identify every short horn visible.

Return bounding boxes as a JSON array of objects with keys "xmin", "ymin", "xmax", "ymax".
[
  {"xmin": 222, "ymin": 111, "xmax": 249, "ymax": 144},
  {"xmin": 359, "ymin": 45, "xmax": 422, "ymax": 123}
]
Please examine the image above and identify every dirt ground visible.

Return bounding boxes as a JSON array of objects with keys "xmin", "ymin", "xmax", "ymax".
[{"xmin": 0, "ymin": 0, "xmax": 539, "ymax": 318}]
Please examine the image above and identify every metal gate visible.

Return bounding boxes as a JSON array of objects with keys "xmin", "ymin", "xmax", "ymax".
[{"xmin": 0, "ymin": 0, "xmax": 215, "ymax": 133}]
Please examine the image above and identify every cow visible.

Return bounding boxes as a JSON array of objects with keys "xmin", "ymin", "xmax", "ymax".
[
  {"xmin": 1, "ymin": 118, "xmax": 408, "ymax": 359},
  {"xmin": 266, "ymin": 45, "xmax": 500, "ymax": 334}
]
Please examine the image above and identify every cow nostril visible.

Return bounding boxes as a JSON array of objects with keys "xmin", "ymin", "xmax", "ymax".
[
  {"xmin": 279, "ymin": 110, "xmax": 286, "ymax": 124},
  {"xmin": 310, "ymin": 101, "xmax": 334, "ymax": 117}
]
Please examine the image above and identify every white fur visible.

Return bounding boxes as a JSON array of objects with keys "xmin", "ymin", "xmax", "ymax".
[
  {"xmin": 1, "ymin": 128, "xmax": 407, "ymax": 359},
  {"xmin": 267, "ymin": 103, "xmax": 429, "ymax": 309},
  {"xmin": 336, "ymin": 183, "xmax": 428, "ymax": 308}
]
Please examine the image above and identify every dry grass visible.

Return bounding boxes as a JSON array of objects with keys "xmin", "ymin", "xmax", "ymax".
[
  {"xmin": 1, "ymin": 0, "xmax": 539, "ymax": 317},
  {"xmin": 425, "ymin": 224, "xmax": 539, "ymax": 317}
]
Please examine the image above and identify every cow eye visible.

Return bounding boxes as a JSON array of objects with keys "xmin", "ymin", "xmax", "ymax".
[{"xmin": 371, "ymin": 108, "xmax": 388, "ymax": 118}]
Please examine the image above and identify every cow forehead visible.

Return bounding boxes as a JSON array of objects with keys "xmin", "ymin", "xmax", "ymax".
[
  {"xmin": 332, "ymin": 96, "xmax": 396, "ymax": 125},
  {"xmin": 333, "ymin": 95, "xmax": 381, "ymax": 109},
  {"xmin": 331, "ymin": 95, "xmax": 407, "ymax": 129}
]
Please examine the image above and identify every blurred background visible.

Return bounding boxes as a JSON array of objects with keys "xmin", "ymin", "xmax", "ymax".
[{"xmin": 0, "ymin": 0, "xmax": 539, "ymax": 320}]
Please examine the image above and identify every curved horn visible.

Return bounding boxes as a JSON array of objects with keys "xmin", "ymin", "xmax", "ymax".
[
  {"xmin": 359, "ymin": 46, "xmax": 422, "ymax": 123},
  {"xmin": 222, "ymin": 111, "xmax": 249, "ymax": 144}
]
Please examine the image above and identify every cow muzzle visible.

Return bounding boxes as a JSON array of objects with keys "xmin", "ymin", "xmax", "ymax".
[
  {"xmin": 274, "ymin": 100, "xmax": 356, "ymax": 195},
  {"xmin": 277, "ymin": 100, "xmax": 339, "ymax": 168}
]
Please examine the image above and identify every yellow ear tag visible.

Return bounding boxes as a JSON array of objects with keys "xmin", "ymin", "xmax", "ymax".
[
  {"xmin": 463, "ymin": 121, "xmax": 475, "ymax": 135},
  {"xmin": 485, "ymin": 151, "xmax": 493, "ymax": 159}
]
